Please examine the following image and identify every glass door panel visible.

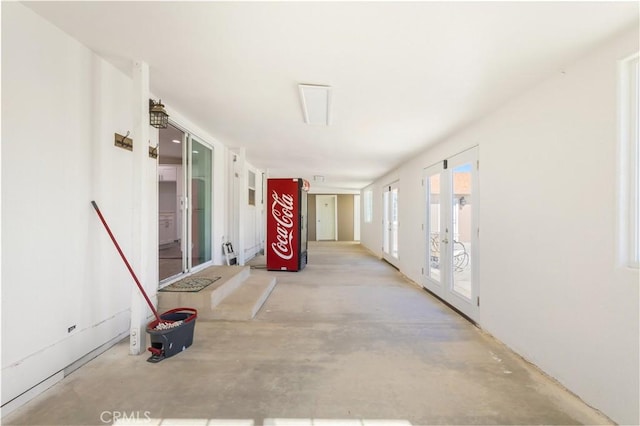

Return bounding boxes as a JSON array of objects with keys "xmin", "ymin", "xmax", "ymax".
[
  {"xmin": 383, "ymin": 181, "xmax": 399, "ymax": 263},
  {"xmin": 383, "ymin": 190, "xmax": 390, "ymax": 255},
  {"xmin": 158, "ymin": 124, "xmax": 186, "ymax": 282},
  {"xmin": 426, "ymin": 170, "xmax": 442, "ymax": 285},
  {"xmin": 451, "ymin": 163, "xmax": 473, "ymax": 300},
  {"xmin": 391, "ymin": 187, "xmax": 399, "ymax": 259},
  {"xmin": 189, "ymin": 137, "xmax": 212, "ymax": 269}
]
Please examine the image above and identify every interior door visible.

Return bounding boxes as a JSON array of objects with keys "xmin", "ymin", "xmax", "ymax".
[
  {"xmin": 423, "ymin": 147, "xmax": 478, "ymax": 321},
  {"xmin": 383, "ymin": 181, "xmax": 399, "ymax": 262},
  {"xmin": 316, "ymin": 194, "xmax": 337, "ymax": 240}
]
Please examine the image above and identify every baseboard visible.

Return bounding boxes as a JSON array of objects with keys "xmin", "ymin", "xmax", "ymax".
[
  {"xmin": 0, "ymin": 371, "xmax": 64, "ymax": 418},
  {"xmin": 64, "ymin": 330, "xmax": 129, "ymax": 376},
  {"xmin": 1, "ymin": 330, "xmax": 129, "ymax": 419}
]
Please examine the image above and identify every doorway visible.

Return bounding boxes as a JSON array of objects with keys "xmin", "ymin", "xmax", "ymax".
[
  {"xmin": 423, "ymin": 147, "xmax": 479, "ymax": 321},
  {"xmin": 383, "ymin": 181, "xmax": 399, "ymax": 262},
  {"xmin": 316, "ymin": 195, "xmax": 337, "ymax": 240},
  {"xmin": 158, "ymin": 124, "xmax": 213, "ymax": 283}
]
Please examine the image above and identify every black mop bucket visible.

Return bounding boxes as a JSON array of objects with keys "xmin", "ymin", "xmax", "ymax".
[{"xmin": 146, "ymin": 307, "xmax": 198, "ymax": 363}]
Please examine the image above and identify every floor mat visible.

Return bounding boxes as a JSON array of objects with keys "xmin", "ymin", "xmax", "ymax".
[{"xmin": 159, "ymin": 276, "xmax": 221, "ymax": 292}]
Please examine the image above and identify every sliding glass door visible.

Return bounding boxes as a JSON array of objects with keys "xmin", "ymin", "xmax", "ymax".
[{"xmin": 158, "ymin": 126, "xmax": 213, "ymax": 284}]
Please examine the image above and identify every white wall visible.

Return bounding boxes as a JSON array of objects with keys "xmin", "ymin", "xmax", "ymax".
[
  {"xmin": 1, "ymin": 3, "xmax": 156, "ymax": 407},
  {"xmin": 1, "ymin": 2, "xmax": 267, "ymax": 413},
  {"xmin": 226, "ymin": 148, "xmax": 265, "ymax": 264},
  {"xmin": 361, "ymin": 28, "xmax": 639, "ymax": 425}
]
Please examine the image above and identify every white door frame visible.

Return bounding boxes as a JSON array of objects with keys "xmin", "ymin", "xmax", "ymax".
[
  {"xmin": 354, "ymin": 194, "xmax": 361, "ymax": 241},
  {"xmin": 382, "ymin": 181, "xmax": 400, "ymax": 266},
  {"xmin": 186, "ymin": 134, "xmax": 214, "ymax": 273},
  {"xmin": 316, "ymin": 194, "xmax": 338, "ymax": 240},
  {"xmin": 423, "ymin": 147, "xmax": 479, "ymax": 322}
]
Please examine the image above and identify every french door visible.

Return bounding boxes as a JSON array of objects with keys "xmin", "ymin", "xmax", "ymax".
[
  {"xmin": 383, "ymin": 181, "xmax": 399, "ymax": 263},
  {"xmin": 158, "ymin": 125, "xmax": 213, "ymax": 284},
  {"xmin": 423, "ymin": 147, "xmax": 479, "ymax": 321}
]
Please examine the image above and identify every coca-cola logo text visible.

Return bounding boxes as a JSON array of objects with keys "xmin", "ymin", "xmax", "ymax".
[{"xmin": 271, "ymin": 191, "xmax": 295, "ymax": 260}]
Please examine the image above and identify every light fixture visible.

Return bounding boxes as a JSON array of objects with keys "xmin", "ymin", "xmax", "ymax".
[
  {"xmin": 171, "ymin": 139, "xmax": 181, "ymax": 144},
  {"xmin": 299, "ymin": 84, "xmax": 331, "ymax": 125},
  {"xmin": 459, "ymin": 196, "xmax": 467, "ymax": 209},
  {"xmin": 149, "ymin": 99, "xmax": 169, "ymax": 129}
]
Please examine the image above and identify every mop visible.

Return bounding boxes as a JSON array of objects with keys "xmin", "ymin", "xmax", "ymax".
[{"xmin": 91, "ymin": 201, "xmax": 197, "ymax": 362}]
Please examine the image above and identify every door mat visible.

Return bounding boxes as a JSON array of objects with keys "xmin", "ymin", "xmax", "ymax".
[{"xmin": 159, "ymin": 277, "xmax": 221, "ymax": 292}]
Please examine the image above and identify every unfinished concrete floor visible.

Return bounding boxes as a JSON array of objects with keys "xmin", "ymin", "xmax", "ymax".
[{"xmin": 4, "ymin": 242, "xmax": 610, "ymax": 426}]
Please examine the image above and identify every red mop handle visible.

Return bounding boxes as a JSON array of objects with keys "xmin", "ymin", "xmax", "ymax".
[{"xmin": 91, "ymin": 201, "xmax": 161, "ymax": 322}]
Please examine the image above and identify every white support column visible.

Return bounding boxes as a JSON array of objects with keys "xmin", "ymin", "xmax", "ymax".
[
  {"xmin": 130, "ymin": 61, "xmax": 151, "ymax": 355},
  {"xmin": 237, "ymin": 147, "xmax": 247, "ymax": 265}
]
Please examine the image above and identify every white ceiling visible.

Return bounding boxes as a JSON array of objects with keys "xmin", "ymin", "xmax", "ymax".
[{"xmin": 25, "ymin": 1, "xmax": 639, "ymax": 192}]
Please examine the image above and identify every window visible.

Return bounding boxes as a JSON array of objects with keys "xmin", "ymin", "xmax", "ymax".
[
  {"xmin": 248, "ymin": 170, "xmax": 256, "ymax": 206},
  {"xmin": 619, "ymin": 53, "xmax": 639, "ymax": 267},
  {"xmin": 364, "ymin": 189, "xmax": 373, "ymax": 223}
]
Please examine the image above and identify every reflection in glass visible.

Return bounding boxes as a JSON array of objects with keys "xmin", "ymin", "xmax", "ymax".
[
  {"xmin": 383, "ymin": 191, "xmax": 390, "ymax": 254},
  {"xmin": 451, "ymin": 163, "xmax": 472, "ymax": 299},
  {"xmin": 158, "ymin": 124, "xmax": 184, "ymax": 281},
  {"xmin": 191, "ymin": 139, "xmax": 212, "ymax": 268},
  {"xmin": 428, "ymin": 174, "xmax": 441, "ymax": 283},
  {"xmin": 391, "ymin": 188, "xmax": 399, "ymax": 258}
]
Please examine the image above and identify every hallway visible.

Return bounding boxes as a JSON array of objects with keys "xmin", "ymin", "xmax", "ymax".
[{"xmin": 4, "ymin": 242, "xmax": 610, "ymax": 425}]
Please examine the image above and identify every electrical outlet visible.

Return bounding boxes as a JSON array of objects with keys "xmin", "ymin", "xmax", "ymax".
[{"xmin": 68, "ymin": 325, "xmax": 76, "ymax": 333}]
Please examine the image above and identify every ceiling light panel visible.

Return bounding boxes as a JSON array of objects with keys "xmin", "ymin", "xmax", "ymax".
[{"xmin": 299, "ymin": 84, "xmax": 331, "ymax": 125}]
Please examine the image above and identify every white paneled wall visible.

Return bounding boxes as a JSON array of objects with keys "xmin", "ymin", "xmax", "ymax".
[
  {"xmin": 2, "ymin": 3, "xmax": 139, "ymax": 407},
  {"xmin": 1, "ymin": 3, "xmax": 235, "ymax": 411}
]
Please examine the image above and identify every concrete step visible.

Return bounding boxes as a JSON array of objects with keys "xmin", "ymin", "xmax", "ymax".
[
  {"xmin": 157, "ymin": 265, "xmax": 250, "ymax": 316},
  {"xmin": 209, "ymin": 266, "xmax": 251, "ymax": 308},
  {"xmin": 209, "ymin": 274, "xmax": 277, "ymax": 321}
]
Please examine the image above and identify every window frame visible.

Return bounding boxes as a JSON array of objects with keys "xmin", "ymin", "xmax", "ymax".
[
  {"xmin": 617, "ymin": 52, "xmax": 639, "ymax": 268},
  {"xmin": 363, "ymin": 189, "xmax": 373, "ymax": 223},
  {"xmin": 248, "ymin": 169, "xmax": 256, "ymax": 206}
]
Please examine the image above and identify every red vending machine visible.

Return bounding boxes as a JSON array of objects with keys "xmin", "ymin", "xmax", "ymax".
[{"xmin": 266, "ymin": 178, "xmax": 310, "ymax": 271}]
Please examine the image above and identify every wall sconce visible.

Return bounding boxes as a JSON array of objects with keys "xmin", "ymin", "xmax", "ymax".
[
  {"xmin": 149, "ymin": 99, "xmax": 169, "ymax": 129},
  {"xmin": 459, "ymin": 196, "xmax": 467, "ymax": 209}
]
